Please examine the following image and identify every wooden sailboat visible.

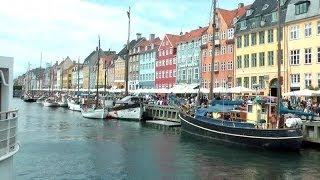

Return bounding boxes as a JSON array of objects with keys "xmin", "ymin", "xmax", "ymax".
[
  {"xmin": 43, "ymin": 62, "xmax": 59, "ymax": 107},
  {"xmin": 106, "ymin": 7, "xmax": 143, "ymax": 121},
  {"xmin": 81, "ymin": 37, "xmax": 108, "ymax": 119}
]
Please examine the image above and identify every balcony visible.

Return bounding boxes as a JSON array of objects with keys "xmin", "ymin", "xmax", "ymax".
[{"xmin": 0, "ymin": 109, "xmax": 19, "ymax": 160}]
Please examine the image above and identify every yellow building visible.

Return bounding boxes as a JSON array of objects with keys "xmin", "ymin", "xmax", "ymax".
[
  {"xmin": 82, "ymin": 65, "xmax": 90, "ymax": 90},
  {"xmin": 114, "ymin": 56, "xmax": 126, "ymax": 88},
  {"xmin": 284, "ymin": 0, "xmax": 320, "ymax": 92},
  {"xmin": 62, "ymin": 65, "xmax": 74, "ymax": 89},
  {"xmin": 235, "ymin": 0, "xmax": 288, "ymax": 96}
]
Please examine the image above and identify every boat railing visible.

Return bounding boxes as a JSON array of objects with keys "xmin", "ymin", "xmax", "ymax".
[{"xmin": 0, "ymin": 109, "xmax": 18, "ymax": 157}]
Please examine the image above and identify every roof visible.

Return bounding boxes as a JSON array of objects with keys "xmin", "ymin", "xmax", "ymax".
[
  {"xmin": 179, "ymin": 27, "xmax": 208, "ymax": 43},
  {"xmin": 236, "ymin": 0, "xmax": 290, "ymax": 34},
  {"xmin": 137, "ymin": 37, "xmax": 161, "ymax": 53},
  {"xmin": 166, "ymin": 34, "xmax": 181, "ymax": 47},
  {"xmin": 217, "ymin": 5, "xmax": 249, "ymax": 28},
  {"xmin": 117, "ymin": 38, "xmax": 145, "ymax": 58},
  {"xmin": 285, "ymin": 0, "xmax": 320, "ymax": 23},
  {"xmin": 83, "ymin": 49, "xmax": 116, "ymax": 67},
  {"xmin": 101, "ymin": 54, "xmax": 117, "ymax": 68}
]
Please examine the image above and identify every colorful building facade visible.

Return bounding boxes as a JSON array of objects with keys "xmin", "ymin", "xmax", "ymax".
[
  {"xmin": 138, "ymin": 34, "xmax": 160, "ymax": 89},
  {"xmin": 176, "ymin": 27, "xmax": 207, "ymax": 85},
  {"xmin": 235, "ymin": 0, "xmax": 289, "ymax": 96},
  {"xmin": 156, "ymin": 34, "xmax": 180, "ymax": 89},
  {"xmin": 285, "ymin": 0, "xmax": 320, "ymax": 91},
  {"xmin": 128, "ymin": 33, "xmax": 145, "ymax": 90},
  {"xmin": 201, "ymin": 6, "xmax": 247, "ymax": 89}
]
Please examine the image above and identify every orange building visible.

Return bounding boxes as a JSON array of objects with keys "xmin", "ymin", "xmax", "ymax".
[{"xmin": 201, "ymin": 4, "xmax": 248, "ymax": 89}]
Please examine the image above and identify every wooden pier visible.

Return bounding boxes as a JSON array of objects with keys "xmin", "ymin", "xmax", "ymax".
[
  {"xmin": 302, "ymin": 120, "xmax": 320, "ymax": 145},
  {"xmin": 144, "ymin": 104, "xmax": 180, "ymax": 123}
]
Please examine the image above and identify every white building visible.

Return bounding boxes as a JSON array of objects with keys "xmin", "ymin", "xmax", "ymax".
[{"xmin": 0, "ymin": 56, "xmax": 19, "ymax": 180}]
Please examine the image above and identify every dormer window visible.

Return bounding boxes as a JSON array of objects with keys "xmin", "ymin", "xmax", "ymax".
[
  {"xmin": 280, "ymin": 0, "xmax": 287, "ymax": 6},
  {"xmin": 233, "ymin": 17, "xmax": 238, "ymax": 25},
  {"xmin": 262, "ymin": 4, "xmax": 269, "ymax": 11},
  {"xmin": 246, "ymin": 9, "xmax": 253, "ymax": 17},
  {"xmin": 295, "ymin": 1, "xmax": 310, "ymax": 15}
]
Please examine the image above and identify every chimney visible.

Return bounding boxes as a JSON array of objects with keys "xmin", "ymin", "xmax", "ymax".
[
  {"xmin": 136, "ymin": 33, "xmax": 142, "ymax": 40},
  {"xmin": 149, "ymin": 34, "xmax": 155, "ymax": 40},
  {"xmin": 238, "ymin": 3, "xmax": 244, "ymax": 8}
]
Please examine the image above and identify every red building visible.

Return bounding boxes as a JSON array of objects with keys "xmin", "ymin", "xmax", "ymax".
[{"xmin": 156, "ymin": 34, "xmax": 180, "ymax": 89}]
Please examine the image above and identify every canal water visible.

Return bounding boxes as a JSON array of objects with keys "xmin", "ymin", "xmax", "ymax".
[{"xmin": 13, "ymin": 98, "xmax": 320, "ymax": 179}]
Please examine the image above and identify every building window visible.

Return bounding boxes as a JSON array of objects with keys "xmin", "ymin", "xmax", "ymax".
[
  {"xmin": 271, "ymin": 12, "xmax": 278, "ymax": 22},
  {"xmin": 305, "ymin": 23, "xmax": 312, "ymax": 37},
  {"xmin": 251, "ymin": 33, "xmax": 257, "ymax": 46},
  {"xmin": 237, "ymin": 36, "xmax": 242, "ymax": 48},
  {"xmin": 221, "ymin": 62, "xmax": 226, "ymax": 71},
  {"xmin": 251, "ymin": 53, "xmax": 257, "ymax": 67},
  {"xmin": 268, "ymin": 51, "xmax": 274, "ymax": 66},
  {"xmin": 251, "ymin": 76, "xmax": 257, "ymax": 88},
  {"xmin": 305, "ymin": 73, "xmax": 312, "ymax": 88},
  {"xmin": 305, "ymin": 48, "xmax": 312, "ymax": 64},
  {"xmin": 290, "ymin": 50, "xmax": 300, "ymax": 65},
  {"xmin": 244, "ymin": 77, "xmax": 249, "ymax": 88},
  {"xmin": 318, "ymin": 47, "xmax": 320, "ymax": 63},
  {"xmin": 221, "ymin": 46, "xmax": 226, "ymax": 54},
  {"xmin": 227, "ymin": 28, "xmax": 234, "ymax": 39},
  {"xmin": 221, "ymin": 31, "xmax": 226, "ymax": 39},
  {"xmin": 267, "ymin": 29, "xmax": 274, "ymax": 43},
  {"xmin": 182, "ymin": 70, "xmax": 186, "ymax": 80},
  {"xmin": 228, "ymin": 62, "xmax": 233, "ymax": 70},
  {"xmin": 291, "ymin": 74, "xmax": 300, "ymax": 85},
  {"xmin": 290, "ymin": 25, "xmax": 299, "ymax": 40},
  {"xmin": 259, "ymin": 31, "xmax": 265, "ymax": 44},
  {"xmin": 236, "ymin": 78, "xmax": 242, "ymax": 87},
  {"xmin": 318, "ymin": 21, "xmax": 320, "ymax": 34},
  {"xmin": 259, "ymin": 76, "xmax": 265, "ymax": 88},
  {"xmin": 237, "ymin": 56, "xmax": 242, "ymax": 69},
  {"xmin": 295, "ymin": 2, "xmax": 309, "ymax": 15},
  {"xmin": 244, "ymin": 54, "xmax": 250, "ymax": 68},
  {"xmin": 244, "ymin": 34, "xmax": 249, "ymax": 47},
  {"xmin": 227, "ymin": 45, "xmax": 233, "ymax": 53},
  {"xmin": 194, "ymin": 68, "xmax": 199, "ymax": 79},
  {"xmin": 259, "ymin": 52, "xmax": 265, "ymax": 66}
]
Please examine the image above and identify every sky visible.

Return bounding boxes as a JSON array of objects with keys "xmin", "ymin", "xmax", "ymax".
[{"xmin": 0, "ymin": 0, "xmax": 254, "ymax": 78}]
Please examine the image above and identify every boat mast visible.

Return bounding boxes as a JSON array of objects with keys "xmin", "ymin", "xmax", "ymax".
[
  {"xmin": 209, "ymin": 0, "xmax": 217, "ymax": 100},
  {"xmin": 77, "ymin": 58, "xmax": 80, "ymax": 101},
  {"xmin": 39, "ymin": 52, "xmax": 42, "ymax": 91},
  {"xmin": 125, "ymin": 7, "xmax": 131, "ymax": 96},
  {"xmin": 95, "ymin": 36, "xmax": 101, "ymax": 108},
  {"xmin": 276, "ymin": 0, "xmax": 282, "ymax": 125}
]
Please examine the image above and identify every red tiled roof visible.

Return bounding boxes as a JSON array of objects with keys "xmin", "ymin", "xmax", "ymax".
[
  {"xmin": 166, "ymin": 34, "xmax": 181, "ymax": 47},
  {"xmin": 137, "ymin": 37, "xmax": 161, "ymax": 52},
  {"xmin": 179, "ymin": 26, "xmax": 208, "ymax": 43},
  {"xmin": 217, "ymin": 5, "xmax": 250, "ymax": 27}
]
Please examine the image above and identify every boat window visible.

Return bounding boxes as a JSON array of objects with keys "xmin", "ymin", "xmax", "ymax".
[{"xmin": 248, "ymin": 105, "xmax": 253, "ymax": 113}]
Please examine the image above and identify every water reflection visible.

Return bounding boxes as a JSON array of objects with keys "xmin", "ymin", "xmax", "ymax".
[{"xmin": 13, "ymin": 98, "xmax": 320, "ymax": 179}]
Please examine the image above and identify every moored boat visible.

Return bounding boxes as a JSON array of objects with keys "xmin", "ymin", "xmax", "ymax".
[
  {"xmin": 179, "ymin": 111, "xmax": 303, "ymax": 151},
  {"xmin": 107, "ymin": 96, "xmax": 143, "ymax": 121},
  {"xmin": 81, "ymin": 107, "xmax": 108, "ymax": 119},
  {"xmin": 68, "ymin": 99, "xmax": 81, "ymax": 112},
  {"xmin": 179, "ymin": 98, "xmax": 310, "ymax": 151},
  {"xmin": 43, "ymin": 98, "xmax": 59, "ymax": 107}
]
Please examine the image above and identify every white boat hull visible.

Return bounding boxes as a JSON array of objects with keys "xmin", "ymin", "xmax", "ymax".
[
  {"xmin": 58, "ymin": 102, "xmax": 68, "ymax": 107},
  {"xmin": 81, "ymin": 108, "xmax": 108, "ymax": 119},
  {"xmin": 108, "ymin": 106, "xmax": 142, "ymax": 120},
  {"xmin": 68, "ymin": 102, "xmax": 81, "ymax": 112},
  {"xmin": 43, "ymin": 102, "xmax": 59, "ymax": 107}
]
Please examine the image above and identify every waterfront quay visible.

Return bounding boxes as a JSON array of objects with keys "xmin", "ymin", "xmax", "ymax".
[{"xmin": 13, "ymin": 98, "xmax": 320, "ymax": 179}]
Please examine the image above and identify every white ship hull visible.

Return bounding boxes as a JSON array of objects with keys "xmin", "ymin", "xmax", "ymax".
[
  {"xmin": 81, "ymin": 108, "xmax": 108, "ymax": 119},
  {"xmin": 108, "ymin": 106, "xmax": 142, "ymax": 120},
  {"xmin": 43, "ymin": 101, "xmax": 59, "ymax": 107},
  {"xmin": 68, "ymin": 101, "xmax": 81, "ymax": 112},
  {"xmin": 58, "ymin": 102, "xmax": 68, "ymax": 107}
]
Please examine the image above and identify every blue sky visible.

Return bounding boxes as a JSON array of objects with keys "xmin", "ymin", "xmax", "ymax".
[{"xmin": 0, "ymin": 0, "xmax": 253, "ymax": 77}]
